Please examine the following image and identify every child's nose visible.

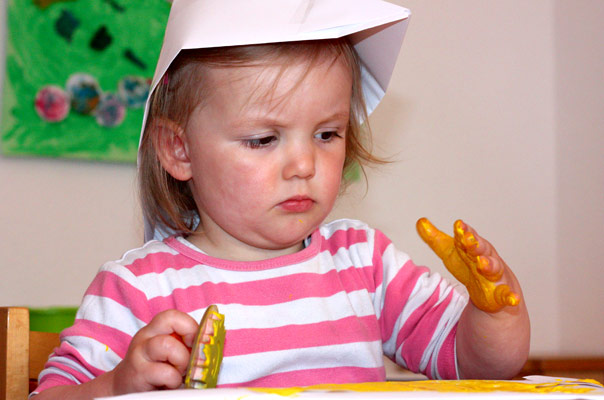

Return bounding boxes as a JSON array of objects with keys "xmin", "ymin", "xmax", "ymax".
[{"xmin": 282, "ymin": 140, "xmax": 315, "ymax": 180}]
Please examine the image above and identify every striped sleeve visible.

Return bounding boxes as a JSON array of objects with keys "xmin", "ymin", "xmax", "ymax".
[
  {"xmin": 371, "ymin": 228, "xmax": 468, "ymax": 380},
  {"xmin": 36, "ymin": 254, "xmax": 151, "ymax": 393}
]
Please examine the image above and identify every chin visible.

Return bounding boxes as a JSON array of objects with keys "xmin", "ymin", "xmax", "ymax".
[
  {"xmin": 253, "ymin": 218, "xmax": 321, "ymax": 249},
  {"xmin": 259, "ymin": 233, "xmax": 310, "ymax": 252}
]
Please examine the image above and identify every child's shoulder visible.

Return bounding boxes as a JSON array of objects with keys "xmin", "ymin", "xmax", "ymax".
[
  {"xmin": 320, "ymin": 218, "xmax": 397, "ymax": 250},
  {"xmin": 321, "ymin": 218, "xmax": 372, "ymax": 233},
  {"xmin": 99, "ymin": 238, "xmax": 180, "ymax": 275},
  {"xmin": 319, "ymin": 218, "xmax": 380, "ymax": 245}
]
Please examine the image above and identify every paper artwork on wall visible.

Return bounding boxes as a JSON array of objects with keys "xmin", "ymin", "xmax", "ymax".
[{"xmin": 1, "ymin": 0, "xmax": 170, "ymax": 162}]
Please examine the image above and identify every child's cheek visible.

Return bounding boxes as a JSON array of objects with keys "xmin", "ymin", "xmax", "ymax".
[{"xmin": 230, "ymin": 159, "xmax": 275, "ymax": 192}]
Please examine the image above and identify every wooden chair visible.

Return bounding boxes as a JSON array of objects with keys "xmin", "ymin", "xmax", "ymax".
[{"xmin": 1, "ymin": 307, "xmax": 60, "ymax": 400}]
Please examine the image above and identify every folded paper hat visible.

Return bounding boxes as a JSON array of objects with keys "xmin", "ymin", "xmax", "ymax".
[
  {"xmin": 141, "ymin": 0, "xmax": 411, "ymax": 241},
  {"xmin": 141, "ymin": 0, "xmax": 410, "ymax": 135}
]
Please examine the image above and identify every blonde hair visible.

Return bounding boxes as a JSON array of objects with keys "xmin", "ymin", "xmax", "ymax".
[{"xmin": 139, "ymin": 38, "xmax": 385, "ymax": 235}]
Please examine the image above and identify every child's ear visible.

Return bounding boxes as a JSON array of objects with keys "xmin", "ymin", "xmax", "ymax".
[{"xmin": 151, "ymin": 118, "xmax": 192, "ymax": 181}]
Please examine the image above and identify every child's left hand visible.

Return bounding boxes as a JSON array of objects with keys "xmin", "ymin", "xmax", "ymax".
[
  {"xmin": 416, "ymin": 218, "xmax": 520, "ymax": 313},
  {"xmin": 417, "ymin": 218, "xmax": 529, "ymax": 379}
]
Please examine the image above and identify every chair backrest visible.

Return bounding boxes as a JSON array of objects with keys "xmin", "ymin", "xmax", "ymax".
[{"xmin": 1, "ymin": 307, "xmax": 60, "ymax": 400}]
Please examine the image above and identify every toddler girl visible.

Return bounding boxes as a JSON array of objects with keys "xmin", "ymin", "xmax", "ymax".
[{"xmin": 33, "ymin": 1, "xmax": 529, "ymax": 398}]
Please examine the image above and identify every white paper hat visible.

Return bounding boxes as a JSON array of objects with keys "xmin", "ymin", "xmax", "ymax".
[{"xmin": 141, "ymin": 0, "xmax": 411, "ymax": 241}]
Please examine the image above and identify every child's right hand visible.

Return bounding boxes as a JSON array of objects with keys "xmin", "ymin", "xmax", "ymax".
[{"xmin": 110, "ymin": 309, "xmax": 199, "ymax": 395}]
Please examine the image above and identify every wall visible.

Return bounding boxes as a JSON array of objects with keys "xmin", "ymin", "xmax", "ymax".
[
  {"xmin": 0, "ymin": 1, "xmax": 142, "ymax": 306},
  {"xmin": 1, "ymin": 1, "xmax": 602, "ymax": 357},
  {"xmin": 554, "ymin": 0, "xmax": 604, "ymax": 356},
  {"xmin": 333, "ymin": 1, "xmax": 559, "ymax": 356}
]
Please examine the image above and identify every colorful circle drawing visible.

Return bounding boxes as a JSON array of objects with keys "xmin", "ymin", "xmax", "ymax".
[
  {"xmin": 34, "ymin": 85, "xmax": 71, "ymax": 122},
  {"xmin": 118, "ymin": 76, "xmax": 150, "ymax": 109},
  {"xmin": 95, "ymin": 93, "xmax": 126, "ymax": 127},
  {"xmin": 66, "ymin": 73, "xmax": 102, "ymax": 115}
]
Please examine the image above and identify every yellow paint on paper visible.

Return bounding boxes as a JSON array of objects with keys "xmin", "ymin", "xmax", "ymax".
[{"xmin": 251, "ymin": 379, "xmax": 603, "ymax": 396}]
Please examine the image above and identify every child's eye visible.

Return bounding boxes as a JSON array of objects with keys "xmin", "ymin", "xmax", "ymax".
[
  {"xmin": 315, "ymin": 131, "xmax": 342, "ymax": 142},
  {"xmin": 242, "ymin": 135, "xmax": 277, "ymax": 149}
]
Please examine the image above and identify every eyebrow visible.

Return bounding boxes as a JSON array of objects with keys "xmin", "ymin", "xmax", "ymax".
[
  {"xmin": 319, "ymin": 111, "xmax": 350, "ymax": 124},
  {"xmin": 234, "ymin": 110, "xmax": 350, "ymax": 129}
]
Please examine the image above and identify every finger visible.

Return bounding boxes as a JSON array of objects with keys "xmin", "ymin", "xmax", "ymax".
[
  {"xmin": 455, "ymin": 220, "xmax": 499, "ymax": 258},
  {"xmin": 145, "ymin": 334, "xmax": 192, "ymax": 375},
  {"xmin": 144, "ymin": 360, "xmax": 186, "ymax": 389},
  {"xmin": 494, "ymin": 284, "xmax": 521, "ymax": 308},
  {"xmin": 170, "ymin": 332, "xmax": 192, "ymax": 351},
  {"xmin": 145, "ymin": 309, "xmax": 199, "ymax": 347},
  {"xmin": 453, "ymin": 220, "xmax": 481, "ymax": 253},
  {"xmin": 416, "ymin": 218, "xmax": 454, "ymax": 261},
  {"xmin": 477, "ymin": 256, "xmax": 503, "ymax": 281}
]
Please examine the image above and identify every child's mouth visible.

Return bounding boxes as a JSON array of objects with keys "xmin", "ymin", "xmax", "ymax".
[{"xmin": 279, "ymin": 196, "xmax": 314, "ymax": 213}]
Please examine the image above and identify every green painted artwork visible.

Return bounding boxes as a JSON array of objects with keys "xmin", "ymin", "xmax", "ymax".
[{"xmin": 1, "ymin": 0, "xmax": 171, "ymax": 162}]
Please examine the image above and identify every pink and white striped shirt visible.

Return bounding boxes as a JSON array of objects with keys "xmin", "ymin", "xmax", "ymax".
[{"xmin": 37, "ymin": 219, "xmax": 468, "ymax": 393}]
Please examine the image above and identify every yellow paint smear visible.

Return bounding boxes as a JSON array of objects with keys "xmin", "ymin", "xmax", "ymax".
[{"xmin": 251, "ymin": 379, "xmax": 603, "ymax": 396}]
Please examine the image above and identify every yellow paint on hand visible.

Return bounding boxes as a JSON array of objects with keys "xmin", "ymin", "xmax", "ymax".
[{"xmin": 416, "ymin": 217, "xmax": 520, "ymax": 313}]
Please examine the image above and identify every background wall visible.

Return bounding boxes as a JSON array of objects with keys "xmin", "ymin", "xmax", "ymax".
[
  {"xmin": 553, "ymin": 0, "xmax": 604, "ymax": 356},
  {"xmin": 1, "ymin": 1, "xmax": 602, "ymax": 357}
]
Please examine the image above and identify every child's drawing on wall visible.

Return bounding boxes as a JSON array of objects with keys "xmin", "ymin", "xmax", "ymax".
[{"xmin": 1, "ymin": 0, "xmax": 170, "ymax": 162}]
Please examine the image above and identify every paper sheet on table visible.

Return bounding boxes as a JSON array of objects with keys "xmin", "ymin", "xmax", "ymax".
[
  {"xmin": 96, "ymin": 376, "xmax": 604, "ymax": 400},
  {"xmin": 141, "ymin": 0, "xmax": 411, "ymax": 135}
]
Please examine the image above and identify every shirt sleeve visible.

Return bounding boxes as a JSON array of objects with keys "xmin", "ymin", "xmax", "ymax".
[
  {"xmin": 371, "ymin": 228, "xmax": 468, "ymax": 380},
  {"xmin": 35, "ymin": 262, "xmax": 150, "ymax": 394}
]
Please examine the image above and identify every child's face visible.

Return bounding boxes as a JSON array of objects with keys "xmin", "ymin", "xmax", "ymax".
[{"xmin": 183, "ymin": 55, "xmax": 351, "ymax": 260}]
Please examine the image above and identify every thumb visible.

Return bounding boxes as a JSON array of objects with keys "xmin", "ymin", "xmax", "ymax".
[{"xmin": 416, "ymin": 217, "xmax": 454, "ymax": 261}]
